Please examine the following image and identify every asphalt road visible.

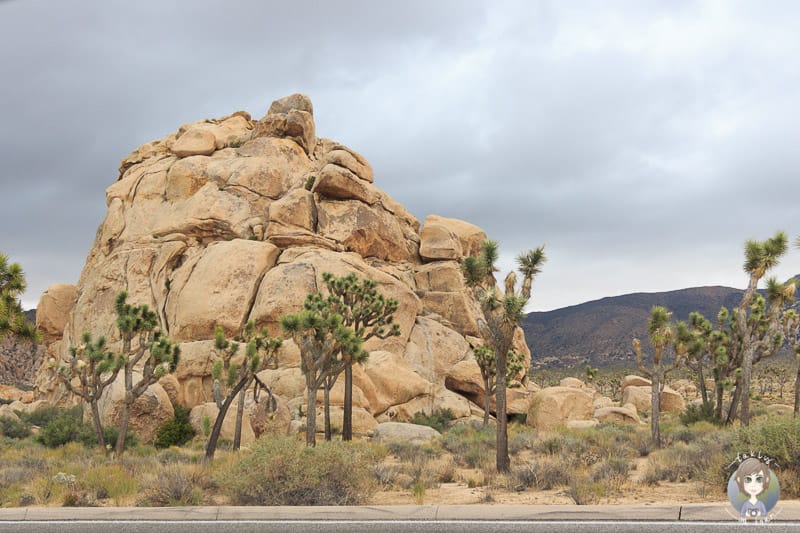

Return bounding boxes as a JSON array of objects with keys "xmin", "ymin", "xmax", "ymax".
[{"xmin": 2, "ymin": 521, "xmax": 800, "ymax": 532}]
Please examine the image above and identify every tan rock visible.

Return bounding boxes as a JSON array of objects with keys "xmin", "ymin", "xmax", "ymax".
[
  {"xmin": 566, "ymin": 419, "xmax": 599, "ymax": 429},
  {"xmin": 414, "ymin": 261, "xmax": 464, "ymax": 292},
  {"xmin": 249, "ymin": 248, "xmax": 420, "ymax": 354},
  {"xmin": 253, "ymin": 94, "xmax": 316, "ymax": 155},
  {"xmin": 249, "ymin": 393, "xmax": 291, "ymax": 437},
  {"xmin": 444, "ymin": 359, "xmax": 484, "ymax": 405},
  {"xmin": 172, "ymin": 128, "xmax": 217, "ymax": 157},
  {"xmin": 594, "ymin": 396, "xmax": 615, "ymax": 409},
  {"xmin": 323, "ymin": 147, "xmax": 374, "ymax": 183},
  {"xmin": 257, "ymin": 367, "xmax": 306, "ymax": 401},
  {"xmin": 98, "ymin": 374, "xmax": 173, "ymax": 444},
  {"xmin": 622, "ymin": 375, "xmax": 651, "ymax": 390},
  {"xmin": 560, "ymin": 377, "xmax": 586, "ymax": 389},
  {"xmin": 527, "ymin": 386, "xmax": 594, "ymax": 430},
  {"xmin": 403, "ymin": 316, "xmax": 471, "ymax": 382},
  {"xmin": 661, "ymin": 386, "xmax": 686, "ymax": 413},
  {"xmin": 189, "ymin": 401, "xmax": 255, "ymax": 445},
  {"xmin": 621, "ymin": 386, "xmax": 651, "ymax": 413},
  {"xmin": 363, "ymin": 351, "xmax": 430, "ymax": 415},
  {"xmin": 372, "ymin": 421, "xmax": 441, "ymax": 444},
  {"xmin": 313, "ymin": 164, "xmax": 378, "ymax": 204},
  {"xmin": 621, "ymin": 385, "xmax": 685, "ymax": 414},
  {"xmin": 317, "ymin": 199, "xmax": 419, "ymax": 263},
  {"xmin": 319, "ymin": 405, "xmax": 377, "ymax": 436},
  {"xmin": 595, "ymin": 406, "xmax": 641, "ymax": 424},
  {"xmin": 420, "ymin": 291, "xmax": 481, "ymax": 337},
  {"xmin": 36, "ymin": 284, "xmax": 78, "ymax": 342},
  {"xmin": 167, "ymin": 239, "xmax": 281, "ymax": 341},
  {"xmin": 419, "ymin": 215, "xmax": 486, "ymax": 261},
  {"xmin": 267, "ymin": 188, "xmax": 316, "ymax": 232}
]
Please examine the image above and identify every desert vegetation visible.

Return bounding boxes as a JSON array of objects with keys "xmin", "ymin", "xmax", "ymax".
[{"xmin": 0, "ymin": 401, "xmax": 798, "ymax": 507}]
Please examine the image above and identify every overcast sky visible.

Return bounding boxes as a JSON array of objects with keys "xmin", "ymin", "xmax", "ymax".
[{"xmin": 1, "ymin": 0, "xmax": 798, "ymax": 312}]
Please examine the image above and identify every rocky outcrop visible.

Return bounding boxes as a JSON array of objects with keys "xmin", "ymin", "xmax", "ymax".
[
  {"xmin": 526, "ymin": 386, "xmax": 594, "ymax": 430},
  {"xmin": 30, "ymin": 94, "xmax": 536, "ymax": 441}
]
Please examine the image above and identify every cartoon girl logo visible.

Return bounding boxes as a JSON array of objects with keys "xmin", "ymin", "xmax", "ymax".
[{"xmin": 727, "ymin": 457, "xmax": 780, "ymax": 523}]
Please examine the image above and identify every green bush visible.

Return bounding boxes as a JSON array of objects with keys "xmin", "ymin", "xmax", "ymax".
[
  {"xmin": 410, "ymin": 408, "xmax": 455, "ymax": 433},
  {"xmin": 18, "ymin": 405, "xmax": 73, "ymax": 427},
  {"xmin": 36, "ymin": 408, "xmax": 84, "ymax": 448},
  {"xmin": 734, "ymin": 416, "xmax": 800, "ymax": 480},
  {"xmin": 154, "ymin": 405, "xmax": 195, "ymax": 449},
  {"xmin": 0, "ymin": 416, "xmax": 31, "ymax": 439},
  {"xmin": 440, "ymin": 423, "xmax": 495, "ymax": 458},
  {"xmin": 680, "ymin": 401, "xmax": 721, "ymax": 426},
  {"xmin": 218, "ymin": 435, "xmax": 385, "ymax": 505}
]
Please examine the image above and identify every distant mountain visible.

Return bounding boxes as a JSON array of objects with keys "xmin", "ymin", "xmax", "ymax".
[{"xmin": 523, "ymin": 285, "xmax": 759, "ymax": 370}]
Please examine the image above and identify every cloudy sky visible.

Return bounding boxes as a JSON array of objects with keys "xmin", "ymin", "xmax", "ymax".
[{"xmin": 1, "ymin": 0, "xmax": 798, "ymax": 312}]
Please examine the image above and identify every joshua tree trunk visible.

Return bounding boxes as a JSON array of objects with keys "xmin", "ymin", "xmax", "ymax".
[
  {"xmin": 233, "ymin": 385, "xmax": 247, "ymax": 451},
  {"xmin": 697, "ymin": 365, "xmax": 708, "ymax": 405},
  {"xmin": 483, "ymin": 376, "xmax": 492, "ymax": 426},
  {"xmin": 306, "ymin": 378, "xmax": 317, "ymax": 447},
  {"xmin": 206, "ymin": 378, "xmax": 248, "ymax": 461},
  {"xmin": 795, "ymin": 363, "xmax": 800, "ymax": 417},
  {"xmin": 651, "ymin": 371, "xmax": 662, "ymax": 448},
  {"xmin": 726, "ymin": 379, "xmax": 743, "ymax": 425},
  {"xmin": 324, "ymin": 384, "xmax": 332, "ymax": 441},
  {"xmin": 89, "ymin": 400, "xmax": 107, "ymax": 453},
  {"xmin": 740, "ymin": 345, "xmax": 756, "ymax": 426},
  {"xmin": 343, "ymin": 365, "xmax": 353, "ymax": 441},
  {"xmin": 496, "ymin": 349, "xmax": 510, "ymax": 472}
]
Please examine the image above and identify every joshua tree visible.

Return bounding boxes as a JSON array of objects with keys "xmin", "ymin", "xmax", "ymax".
[
  {"xmin": 734, "ymin": 232, "xmax": 791, "ymax": 425},
  {"xmin": 633, "ymin": 306, "xmax": 686, "ymax": 448},
  {"xmin": 0, "ymin": 252, "xmax": 39, "ymax": 343},
  {"xmin": 114, "ymin": 291, "xmax": 180, "ymax": 458},
  {"xmin": 205, "ymin": 321, "xmax": 281, "ymax": 460},
  {"xmin": 55, "ymin": 332, "xmax": 124, "ymax": 453},
  {"xmin": 281, "ymin": 293, "xmax": 365, "ymax": 447},
  {"xmin": 474, "ymin": 345, "xmax": 525, "ymax": 426},
  {"xmin": 321, "ymin": 272, "xmax": 400, "ymax": 441},
  {"xmin": 781, "ymin": 306, "xmax": 800, "ymax": 416},
  {"xmin": 463, "ymin": 240, "xmax": 546, "ymax": 472}
]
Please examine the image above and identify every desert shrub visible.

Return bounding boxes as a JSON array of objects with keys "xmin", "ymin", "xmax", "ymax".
[
  {"xmin": 567, "ymin": 472, "xmax": 605, "ymax": 504},
  {"xmin": 410, "ymin": 408, "xmax": 455, "ymax": 433},
  {"xmin": 680, "ymin": 401, "xmax": 721, "ymax": 426},
  {"xmin": 440, "ymin": 423, "xmax": 495, "ymax": 464},
  {"xmin": 385, "ymin": 440, "xmax": 441, "ymax": 463},
  {"xmin": 154, "ymin": 405, "xmax": 195, "ymax": 449},
  {"xmin": 18, "ymin": 405, "xmax": 72, "ymax": 427},
  {"xmin": 512, "ymin": 457, "xmax": 571, "ymax": 490},
  {"xmin": 218, "ymin": 435, "xmax": 385, "ymax": 505},
  {"xmin": 734, "ymin": 415, "xmax": 800, "ymax": 473},
  {"xmin": 508, "ymin": 425, "xmax": 537, "ymax": 454},
  {"xmin": 36, "ymin": 408, "xmax": 83, "ymax": 448},
  {"xmin": 591, "ymin": 456, "xmax": 631, "ymax": 492},
  {"xmin": 140, "ymin": 465, "xmax": 203, "ymax": 506},
  {"xmin": 81, "ymin": 464, "xmax": 138, "ymax": 505},
  {"xmin": 0, "ymin": 416, "xmax": 31, "ymax": 439}
]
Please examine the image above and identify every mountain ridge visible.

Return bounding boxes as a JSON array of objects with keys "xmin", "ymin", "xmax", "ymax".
[{"xmin": 522, "ymin": 280, "xmax": 797, "ymax": 370}]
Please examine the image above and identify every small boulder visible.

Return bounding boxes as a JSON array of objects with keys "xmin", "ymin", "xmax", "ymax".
[
  {"xmin": 372, "ymin": 422, "xmax": 441, "ymax": 444},
  {"xmin": 172, "ymin": 128, "xmax": 217, "ymax": 157}
]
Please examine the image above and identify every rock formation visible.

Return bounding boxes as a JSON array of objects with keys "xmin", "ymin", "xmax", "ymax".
[{"xmin": 31, "ymin": 94, "xmax": 532, "ymax": 441}]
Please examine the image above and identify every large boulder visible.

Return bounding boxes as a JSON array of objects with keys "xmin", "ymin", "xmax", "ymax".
[
  {"xmin": 527, "ymin": 386, "xmax": 594, "ymax": 430},
  {"xmin": 29, "ymin": 94, "xmax": 540, "ymax": 439},
  {"xmin": 372, "ymin": 422, "xmax": 441, "ymax": 444},
  {"xmin": 419, "ymin": 215, "xmax": 486, "ymax": 261},
  {"xmin": 98, "ymin": 374, "xmax": 173, "ymax": 444},
  {"xmin": 36, "ymin": 284, "xmax": 78, "ymax": 342},
  {"xmin": 621, "ymin": 385, "xmax": 686, "ymax": 414}
]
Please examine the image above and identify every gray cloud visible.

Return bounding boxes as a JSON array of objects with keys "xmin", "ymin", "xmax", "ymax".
[{"xmin": 1, "ymin": 0, "xmax": 799, "ymax": 312}]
